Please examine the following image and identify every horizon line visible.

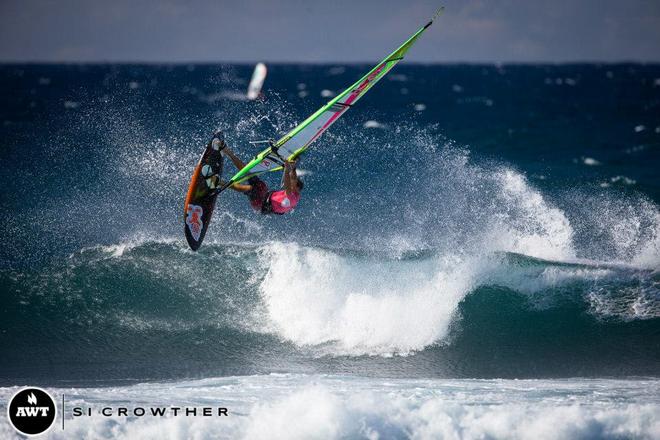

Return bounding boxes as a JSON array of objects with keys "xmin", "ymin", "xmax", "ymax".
[{"xmin": 2, "ymin": 60, "xmax": 660, "ymax": 66}]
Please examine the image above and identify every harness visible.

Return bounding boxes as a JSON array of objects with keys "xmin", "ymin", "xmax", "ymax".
[{"xmin": 261, "ymin": 192, "xmax": 284, "ymax": 215}]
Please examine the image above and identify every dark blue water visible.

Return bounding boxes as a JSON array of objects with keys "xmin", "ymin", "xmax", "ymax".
[{"xmin": 1, "ymin": 64, "xmax": 659, "ymax": 385}]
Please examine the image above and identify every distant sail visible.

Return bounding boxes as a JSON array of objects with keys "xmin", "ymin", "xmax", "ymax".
[{"xmin": 247, "ymin": 63, "xmax": 267, "ymax": 100}]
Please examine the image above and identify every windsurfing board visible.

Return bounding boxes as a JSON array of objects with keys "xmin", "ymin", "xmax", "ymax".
[{"xmin": 184, "ymin": 139, "xmax": 224, "ymax": 251}]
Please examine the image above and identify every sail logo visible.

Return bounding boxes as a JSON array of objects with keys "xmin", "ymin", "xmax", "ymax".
[
  {"xmin": 186, "ymin": 204, "xmax": 204, "ymax": 241},
  {"xmin": 7, "ymin": 387, "xmax": 57, "ymax": 436}
]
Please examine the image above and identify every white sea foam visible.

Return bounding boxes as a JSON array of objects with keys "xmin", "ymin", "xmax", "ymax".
[
  {"xmin": 258, "ymin": 242, "xmax": 474, "ymax": 354},
  {"xmin": 581, "ymin": 156, "xmax": 601, "ymax": 166},
  {"xmin": 388, "ymin": 73, "xmax": 408, "ymax": 82},
  {"xmin": 569, "ymin": 194, "xmax": 660, "ymax": 269},
  {"xmin": 2, "ymin": 376, "xmax": 658, "ymax": 440},
  {"xmin": 363, "ymin": 120, "xmax": 386, "ymax": 129},
  {"xmin": 610, "ymin": 175, "xmax": 637, "ymax": 185},
  {"xmin": 327, "ymin": 66, "xmax": 345, "ymax": 75},
  {"xmin": 487, "ymin": 170, "xmax": 575, "ymax": 261}
]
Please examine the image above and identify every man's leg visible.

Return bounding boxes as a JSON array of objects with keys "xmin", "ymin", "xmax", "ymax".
[{"xmin": 219, "ymin": 178, "xmax": 251, "ymax": 193}]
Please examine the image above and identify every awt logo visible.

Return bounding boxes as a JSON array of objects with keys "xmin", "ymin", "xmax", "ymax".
[{"xmin": 7, "ymin": 387, "xmax": 57, "ymax": 436}]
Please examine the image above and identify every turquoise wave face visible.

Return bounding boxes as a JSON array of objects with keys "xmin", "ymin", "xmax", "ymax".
[{"xmin": 1, "ymin": 64, "xmax": 659, "ymax": 384}]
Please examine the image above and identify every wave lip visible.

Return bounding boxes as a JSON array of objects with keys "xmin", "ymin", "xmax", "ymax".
[
  {"xmin": 259, "ymin": 242, "xmax": 474, "ymax": 355},
  {"xmin": 257, "ymin": 240, "xmax": 660, "ymax": 357}
]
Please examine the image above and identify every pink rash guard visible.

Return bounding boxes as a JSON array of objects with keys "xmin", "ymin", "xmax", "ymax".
[{"xmin": 268, "ymin": 190, "xmax": 300, "ymax": 214}]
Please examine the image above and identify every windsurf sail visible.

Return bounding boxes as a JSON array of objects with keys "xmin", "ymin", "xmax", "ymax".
[
  {"xmin": 247, "ymin": 63, "xmax": 267, "ymax": 100},
  {"xmin": 220, "ymin": 8, "xmax": 443, "ymax": 189}
]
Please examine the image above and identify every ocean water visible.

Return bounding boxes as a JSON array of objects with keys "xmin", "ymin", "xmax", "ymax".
[{"xmin": 1, "ymin": 63, "xmax": 660, "ymax": 438}]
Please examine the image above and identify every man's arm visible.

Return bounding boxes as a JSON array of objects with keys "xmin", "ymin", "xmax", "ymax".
[{"xmin": 283, "ymin": 161, "xmax": 298, "ymax": 196}]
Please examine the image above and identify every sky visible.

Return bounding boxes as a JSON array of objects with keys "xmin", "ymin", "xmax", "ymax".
[{"xmin": 1, "ymin": 0, "xmax": 660, "ymax": 63}]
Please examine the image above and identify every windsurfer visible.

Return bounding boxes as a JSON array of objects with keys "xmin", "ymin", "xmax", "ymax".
[{"xmin": 211, "ymin": 132, "xmax": 303, "ymax": 215}]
